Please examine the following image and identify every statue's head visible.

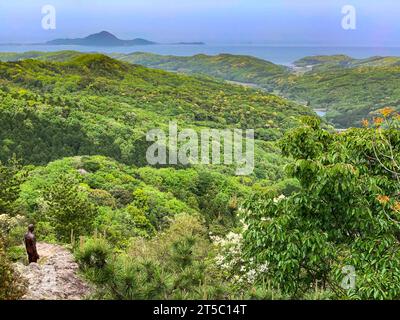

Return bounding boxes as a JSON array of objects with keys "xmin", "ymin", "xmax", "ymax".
[{"xmin": 28, "ymin": 224, "xmax": 35, "ymax": 232}]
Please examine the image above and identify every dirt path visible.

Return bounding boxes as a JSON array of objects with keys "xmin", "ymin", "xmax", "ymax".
[{"xmin": 15, "ymin": 242, "xmax": 92, "ymax": 300}]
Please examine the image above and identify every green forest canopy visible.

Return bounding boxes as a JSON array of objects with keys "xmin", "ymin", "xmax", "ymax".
[
  {"xmin": 3, "ymin": 50, "xmax": 399, "ymax": 128},
  {"xmin": 1, "ymin": 52, "xmax": 400, "ymax": 300}
]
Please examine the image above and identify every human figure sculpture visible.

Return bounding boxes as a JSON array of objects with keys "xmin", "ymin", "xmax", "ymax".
[{"xmin": 24, "ymin": 224, "xmax": 39, "ymax": 263}]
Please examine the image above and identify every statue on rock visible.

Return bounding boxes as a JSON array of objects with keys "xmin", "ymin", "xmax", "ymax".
[{"xmin": 24, "ymin": 224, "xmax": 39, "ymax": 264}]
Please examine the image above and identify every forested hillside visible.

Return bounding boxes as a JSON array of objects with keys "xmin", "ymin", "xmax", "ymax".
[
  {"xmin": 278, "ymin": 55, "xmax": 400, "ymax": 127},
  {"xmin": 111, "ymin": 52, "xmax": 400, "ymax": 128},
  {"xmin": 0, "ymin": 53, "xmax": 311, "ymax": 299},
  {"xmin": 294, "ymin": 55, "xmax": 400, "ymax": 69},
  {"xmin": 111, "ymin": 52, "xmax": 289, "ymax": 91},
  {"xmin": 0, "ymin": 53, "xmax": 312, "ymax": 167},
  {"xmin": 1, "ymin": 52, "xmax": 400, "ymax": 300},
  {"xmin": 2, "ymin": 51, "xmax": 399, "ymax": 128},
  {"xmin": 119, "ymin": 53, "xmax": 400, "ymax": 128}
]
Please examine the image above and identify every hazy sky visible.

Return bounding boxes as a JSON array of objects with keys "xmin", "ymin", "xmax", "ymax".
[{"xmin": 0, "ymin": 0, "xmax": 399, "ymax": 46}]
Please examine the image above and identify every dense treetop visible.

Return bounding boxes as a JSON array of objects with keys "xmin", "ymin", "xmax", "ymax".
[
  {"xmin": 3, "ymin": 51, "xmax": 399, "ymax": 128},
  {"xmin": 1, "ymin": 51, "xmax": 400, "ymax": 300},
  {"xmin": 0, "ymin": 53, "xmax": 312, "ymax": 168}
]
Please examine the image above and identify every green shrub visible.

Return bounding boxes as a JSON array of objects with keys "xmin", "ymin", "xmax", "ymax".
[
  {"xmin": 94, "ymin": 205, "xmax": 155, "ymax": 248},
  {"xmin": 42, "ymin": 175, "xmax": 98, "ymax": 241},
  {"xmin": 91, "ymin": 214, "xmax": 237, "ymax": 300},
  {"xmin": 131, "ymin": 187, "xmax": 194, "ymax": 229},
  {"xmin": 6, "ymin": 246, "xmax": 26, "ymax": 263},
  {"xmin": 0, "ymin": 214, "xmax": 27, "ymax": 247},
  {"xmin": 242, "ymin": 117, "xmax": 400, "ymax": 299},
  {"xmin": 81, "ymin": 159, "xmax": 101, "ymax": 173},
  {"xmin": 35, "ymin": 221, "xmax": 57, "ymax": 243},
  {"xmin": 75, "ymin": 237, "xmax": 112, "ymax": 269},
  {"xmin": 109, "ymin": 256, "xmax": 168, "ymax": 300},
  {"xmin": 0, "ymin": 158, "xmax": 27, "ymax": 215},
  {"xmin": 0, "ymin": 238, "xmax": 26, "ymax": 300},
  {"xmin": 88, "ymin": 189, "xmax": 117, "ymax": 208},
  {"xmin": 75, "ymin": 237, "xmax": 113, "ymax": 285}
]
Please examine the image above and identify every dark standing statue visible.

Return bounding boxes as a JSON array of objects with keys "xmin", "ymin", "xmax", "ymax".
[{"xmin": 24, "ymin": 224, "xmax": 39, "ymax": 264}]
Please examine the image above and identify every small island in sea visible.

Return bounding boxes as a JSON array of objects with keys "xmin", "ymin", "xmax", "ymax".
[{"xmin": 46, "ymin": 31, "xmax": 157, "ymax": 46}]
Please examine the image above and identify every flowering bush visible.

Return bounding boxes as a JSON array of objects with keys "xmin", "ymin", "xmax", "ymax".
[
  {"xmin": 211, "ymin": 210, "xmax": 271, "ymax": 288},
  {"xmin": 0, "ymin": 214, "xmax": 27, "ymax": 246}
]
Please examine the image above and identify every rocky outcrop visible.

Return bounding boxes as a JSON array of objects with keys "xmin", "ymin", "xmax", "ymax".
[{"xmin": 15, "ymin": 243, "xmax": 91, "ymax": 300}]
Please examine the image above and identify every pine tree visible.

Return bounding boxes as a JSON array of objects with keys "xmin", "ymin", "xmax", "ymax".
[{"xmin": 43, "ymin": 175, "xmax": 97, "ymax": 242}]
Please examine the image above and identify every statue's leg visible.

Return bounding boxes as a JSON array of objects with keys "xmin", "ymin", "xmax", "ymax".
[{"xmin": 28, "ymin": 254, "xmax": 36, "ymax": 263}]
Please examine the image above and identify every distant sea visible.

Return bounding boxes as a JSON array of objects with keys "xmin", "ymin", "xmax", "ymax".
[{"xmin": 2, "ymin": 44, "xmax": 400, "ymax": 65}]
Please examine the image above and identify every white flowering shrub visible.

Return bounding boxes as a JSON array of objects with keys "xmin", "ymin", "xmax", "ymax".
[
  {"xmin": 211, "ymin": 206, "xmax": 274, "ymax": 288},
  {"xmin": 0, "ymin": 214, "xmax": 26, "ymax": 237}
]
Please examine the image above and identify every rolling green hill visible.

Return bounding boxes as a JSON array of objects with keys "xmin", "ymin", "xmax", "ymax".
[
  {"xmin": 115, "ymin": 52, "xmax": 400, "ymax": 128},
  {"xmin": 280, "ymin": 56, "xmax": 400, "ymax": 127},
  {"xmin": 294, "ymin": 54, "xmax": 400, "ymax": 69},
  {"xmin": 111, "ymin": 52, "xmax": 289, "ymax": 90},
  {"xmin": 3, "ymin": 50, "xmax": 398, "ymax": 128},
  {"xmin": 293, "ymin": 55, "xmax": 354, "ymax": 67},
  {"xmin": 0, "ymin": 51, "xmax": 288, "ymax": 91},
  {"xmin": 0, "ymin": 53, "xmax": 311, "ymax": 299},
  {"xmin": 0, "ymin": 50, "xmax": 85, "ymax": 62},
  {"xmin": 0, "ymin": 53, "xmax": 313, "ymax": 178},
  {"xmin": 2, "ymin": 51, "xmax": 400, "ymax": 300}
]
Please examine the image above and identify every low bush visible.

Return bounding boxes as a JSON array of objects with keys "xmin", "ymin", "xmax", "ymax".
[
  {"xmin": 75, "ymin": 237, "xmax": 113, "ymax": 285},
  {"xmin": 0, "ymin": 238, "xmax": 26, "ymax": 300}
]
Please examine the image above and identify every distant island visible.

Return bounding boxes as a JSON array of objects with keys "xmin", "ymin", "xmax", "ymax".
[
  {"xmin": 45, "ymin": 31, "xmax": 206, "ymax": 47},
  {"xmin": 46, "ymin": 31, "xmax": 157, "ymax": 46}
]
